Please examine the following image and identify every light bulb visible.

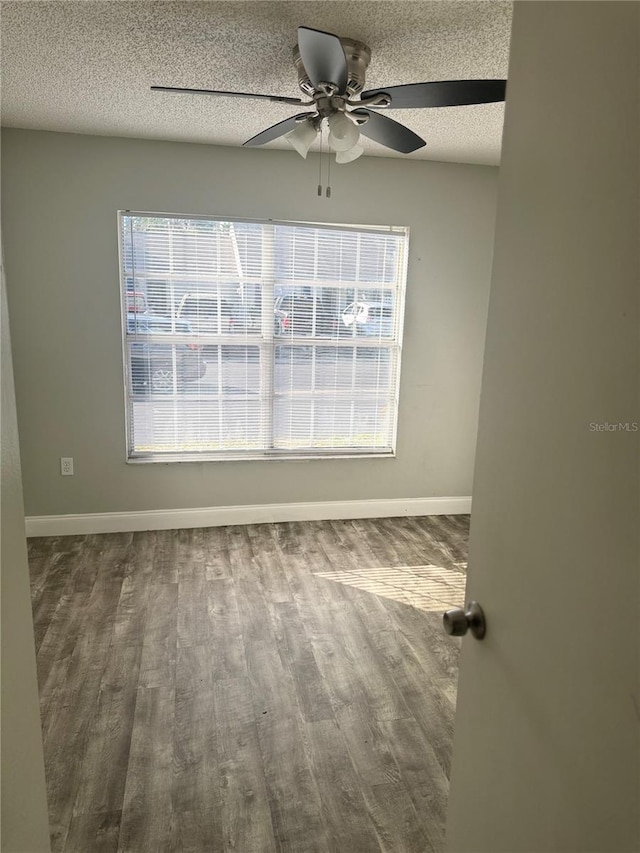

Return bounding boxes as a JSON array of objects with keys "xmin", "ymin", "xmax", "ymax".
[
  {"xmin": 285, "ymin": 118, "xmax": 318, "ymax": 159},
  {"xmin": 336, "ymin": 144, "xmax": 364, "ymax": 164},
  {"xmin": 328, "ymin": 112, "xmax": 360, "ymax": 153}
]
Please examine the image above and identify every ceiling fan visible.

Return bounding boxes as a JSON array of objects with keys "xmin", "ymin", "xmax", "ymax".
[{"xmin": 152, "ymin": 26, "xmax": 507, "ymax": 163}]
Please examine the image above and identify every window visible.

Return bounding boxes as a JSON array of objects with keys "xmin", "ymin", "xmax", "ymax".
[{"xmin": 119, "ymin": 212, "xmax": 408, "ymax": 461}]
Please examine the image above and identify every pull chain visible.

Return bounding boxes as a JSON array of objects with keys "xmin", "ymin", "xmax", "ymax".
[
  {"xmin": 316, "ymin": 121, "xmax": 332, "ymax": 198},
  {"xmin": 317, "ymin": 122, "xmax": 323, "ymax": 196}
]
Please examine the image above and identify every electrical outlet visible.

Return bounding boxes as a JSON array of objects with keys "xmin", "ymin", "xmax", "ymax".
[{"xmin": 60, "ymin": 457, "xmax": 74, "ymax": 476}]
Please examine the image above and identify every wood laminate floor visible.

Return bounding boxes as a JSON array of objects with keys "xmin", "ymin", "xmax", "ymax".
[{"xmin": 29, "ymin": 515, "xmax": 469, "ymax": 853}]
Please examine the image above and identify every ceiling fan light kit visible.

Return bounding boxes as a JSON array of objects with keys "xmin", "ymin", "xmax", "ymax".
[
  {"xmin": 152, "ymin": 24, "xmax": 506, "ymax": 173},
  {"xmin": 327, "ymin": 112, "xmax": 360, "ymax": 153},
  {"xmin": 284, "ymin": 117, "xmax": 318, "ymax": 158},
  {"xmin": 335, "ymin": 144, "xmax": 364, "ymax": 165}
]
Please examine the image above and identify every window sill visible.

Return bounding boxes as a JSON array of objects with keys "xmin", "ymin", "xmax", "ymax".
[{"xmin": 126, "ymin": 450, "xmax": 396, "ymax": 464}]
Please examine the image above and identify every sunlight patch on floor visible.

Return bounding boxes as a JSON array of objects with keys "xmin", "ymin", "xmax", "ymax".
[{"xmin": 315, "ymin": 563, "xmax": 467, "ymax": 612}]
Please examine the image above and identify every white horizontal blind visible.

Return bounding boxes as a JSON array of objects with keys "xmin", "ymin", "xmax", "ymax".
[{"xmin": 119, "ymin": 212, "xmax": 408, "ymax": 461}]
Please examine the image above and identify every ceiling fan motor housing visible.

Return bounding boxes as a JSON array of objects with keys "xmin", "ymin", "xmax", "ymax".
[{"xmin": 293, "ymin": 37, "xmax": 372, "ymax": 97}]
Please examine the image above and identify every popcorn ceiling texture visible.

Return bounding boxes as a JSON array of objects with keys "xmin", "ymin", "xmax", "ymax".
[{"xmin": 1, "ymin": 1, "xmax": 512, "ymax": 165}]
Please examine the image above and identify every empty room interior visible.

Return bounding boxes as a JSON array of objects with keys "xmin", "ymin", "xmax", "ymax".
[{"xmin": 1, "ymin": 3, "xmax": 639, "ymax": 853}]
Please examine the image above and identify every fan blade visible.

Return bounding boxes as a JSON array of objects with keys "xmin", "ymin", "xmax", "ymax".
[
  {"xmin": 360, "ymin": 79, "xmax": 507, "ymax": 109},
  {"xmin": 351, "ymin": 109, "xmax": 426, "ymax": 154},
  {"xmin": 151, "ymin": 85, "xmax": 304, "ymax": 106},
  {"xmin": 297, "ymin": 26, "xmax": 348, "ymax": 92},
  {"xmin": 243, "ymin": 114, "xmax": 312, "ymax": 147}
]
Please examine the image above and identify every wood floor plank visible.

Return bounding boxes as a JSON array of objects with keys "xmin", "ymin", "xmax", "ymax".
[
  {"xmin": 272, "ymin": 601, "xmax": 335, "ymax": 723},
  {"xmin": 337, "ymin": 714, "xmax": 402, "ymax": 788},
  {"xmin": 350, "ymin": 517, "xmax": 410, "ymax": 569},
  {"xmin": 379, "ymin": 717, "xmax": 450, "ymax": 851},
  {"xmin": 177, "ymin": 576, "xmax": 213, "ymax": 648},
  {"xmin": 176, "ymin": 527, "xmax": 206, "ymax": 583},
  {"xmin": 71, "ymin": 645, "xmax": 141, "ymax": 817},
  {"xmin": 246, "ymin": 522, "xmax": 293, "ymax": 605},
  {"xmin": 42, "ymin": 672, "xmax": 110, "ymax": 852},
  {"xmin": 232, "ymin": 527, "xmax": 332, "ymax": 852},
  {"xmin": 270, "ymin": 522, "xmax": 351, "ymax": 639},
  {"xmin": 114, "ymin": 576, "xmax": 149, "ymax": 646},
  {"xmin": 370, "ymin": 629, "xmax": 456, "ymax": 777},
  {"xmin": 207, "ymin": 576, "xmax": 247, "ymax": 682},
  {"xmin": 425, "ymin": 515, "xmax": 470, "ymax": 569},
  {"xmin": 302, "ymin": 718, "xmax": 383, "ymax": 853},
  {"xmin": 117, "ymin": 686, "xmax": 175, "ymax": 853},
  {"xmin": 148, "ymin": 529, "xmax": 179, "ymax": 585},
  {"xmin": 114, "ymin": 532, "xmax": 157, "ymax": 644},
  {"xmin": 42, "ymin": 652, "xmax": 117, "ymax": 845},
  {"xmin": 214, "ymin": 676, "xmax": 277, "ymax": 853},
  {"xmin": 225, "ymin": 525, "xmax": 270, "ymax": 645},
  {"xmin": 65, "ymin": 810, "xmax": 122, "ymax": 853},
  {"xmin": 28, "ymin": 535, "xmax": 59, "ymax": 590},
  {"xmin": 246, "ymin": 636, "xmax": 330, "ymax": 853},
  {"xmin": 77, "ymin": 532, "xmax": 132, "ymax": 593},
  {"xmin": 298, "ymin": 531, "xmax": 413, "ymax": 724},
  {"xmin": 379, "ymin": 517, "xmax": 458, "ymax": 575},
  {"xmin": 389, "ymin": 603, "xmax": 462, "ymax": 682},
  {"xmin": 324, "ymin": 519, "xmax": 401, "ymax": 634},
  {"xmin": 31, "ymin": 536, "xmax": 86, "ymax": 653},
  {"xmin": 122, "ymin": 531, "xmax": 157, "ymax": 584},
  {"xmin": 41, "ymin": 567, "xmax": 126, "ymax": 848},
  {"xmin": 139, "ymin": 582, "xmax": 178, "ymax": 686},
  {"xmin": 172, "ymin": 645, "xmax": 223, "ymax": 825},
  {"xmin": 344, "ymin": 518, "xmax": 449, "ymax": 618},
  {"xmin": 36, "ymin": 590, "xmax": 90, "ymax": 715},
  {"xmin": 168, "ymin": 808, "xmax": 224, "ymax": 853},
  {"xmin": 309, "ymin": 626, "xmax": 411, "ymax": 724},
  {"xmin": 202, "ymin": 526, "xmax": 232, "ymax": 580},
  {"xmin": 364, "ymin": 781, "xmax": 432, "ymax": 853}
]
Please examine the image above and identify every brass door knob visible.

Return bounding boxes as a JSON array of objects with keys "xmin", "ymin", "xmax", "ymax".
[{"xmin": 443, "ymin": 601, "xmax": 486, "ymax": 640}]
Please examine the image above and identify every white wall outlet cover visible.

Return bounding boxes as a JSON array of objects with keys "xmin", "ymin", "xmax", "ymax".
[{"xmin": 60, "ymin": 457, "xmax": 74, "ymax": 476}]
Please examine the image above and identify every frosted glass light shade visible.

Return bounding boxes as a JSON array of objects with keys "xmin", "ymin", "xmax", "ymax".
[
  {"xmin": 285, "ymin": 119, "xmax": 318, "ymax": 158},
  {"xmin": 328, "ymin": 113, "xmax": 360, "ymax": 152},
  {"xmin": 336, "ymin": 144, "xmax": 364, "ymax": 164}
]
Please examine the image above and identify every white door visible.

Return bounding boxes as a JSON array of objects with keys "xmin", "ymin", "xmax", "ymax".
[{"xmin": 446, "ymin": 3, "xmax": 639, "ymax": 852}]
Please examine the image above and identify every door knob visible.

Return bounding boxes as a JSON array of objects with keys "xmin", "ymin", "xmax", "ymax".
[{"xmin": 443, "ymin": 601, "xmax": 486, "ymax": 640}]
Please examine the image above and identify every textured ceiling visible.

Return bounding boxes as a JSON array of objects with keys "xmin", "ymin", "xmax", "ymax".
[{"xmin": 1, "ymin": 1, "xmax": 512, "ymax": 165}]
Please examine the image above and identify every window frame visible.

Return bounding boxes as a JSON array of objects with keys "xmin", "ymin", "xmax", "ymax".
[{"xmin": 118, "ymin": 210, "xmax": 409, "ymax": 463}]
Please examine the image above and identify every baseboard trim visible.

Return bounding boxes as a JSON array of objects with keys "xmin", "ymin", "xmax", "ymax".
[{"xmin": 24, "ymin": 496, "xmax": 472, "ymax": 538}]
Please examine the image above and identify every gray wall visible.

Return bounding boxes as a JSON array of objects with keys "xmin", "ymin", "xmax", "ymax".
[
  {"xmin": 2, "ymin": 129, "xmax": 497, "ymax": 517},
  {"xmin": 1, "ymin": 259, "xmax": 51, "ymax": 850}
]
